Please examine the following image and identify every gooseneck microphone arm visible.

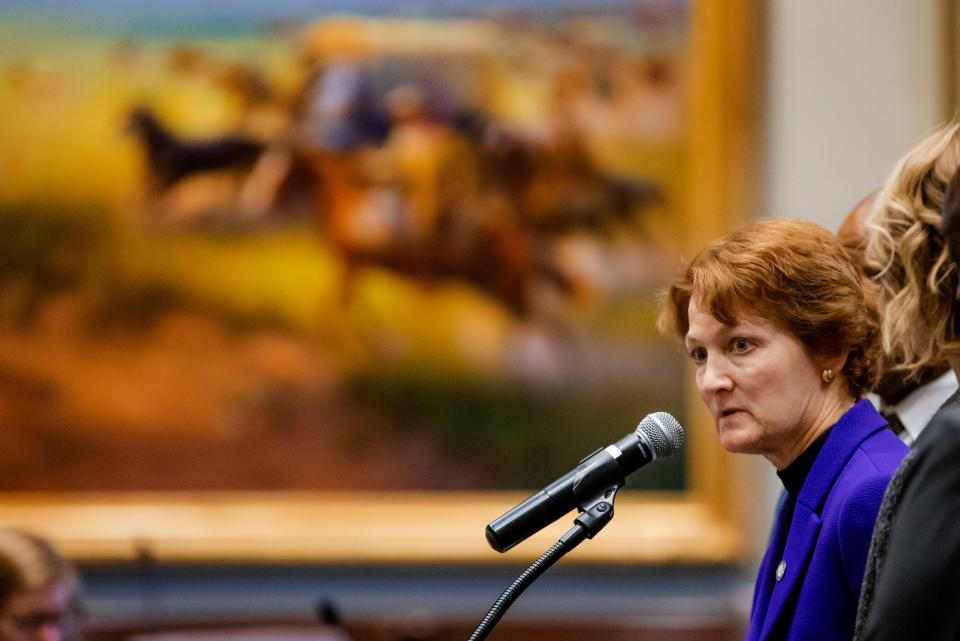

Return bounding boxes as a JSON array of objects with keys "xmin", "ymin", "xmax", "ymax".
[{"xmin": 466, "ymin": 485, "xmax": 621, "ymax": 641}]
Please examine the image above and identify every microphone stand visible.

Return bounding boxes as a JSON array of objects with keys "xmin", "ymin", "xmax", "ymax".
[{"xmin": 466, "ymin": 485, "xmax": 621, "ymax": 641}]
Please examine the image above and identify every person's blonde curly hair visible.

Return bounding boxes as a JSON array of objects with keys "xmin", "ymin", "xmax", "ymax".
[{"xmin": 864, "ymin": 121, "xmax": 960, "ymax": 374}]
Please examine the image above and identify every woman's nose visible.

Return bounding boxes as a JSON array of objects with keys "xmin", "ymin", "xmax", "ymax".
[{"xmin": 699, "ymin": 356, "xmax": 733, "ymax": 395}]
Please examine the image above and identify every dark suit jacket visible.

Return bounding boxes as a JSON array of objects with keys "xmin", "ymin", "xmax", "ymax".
[
  {"xmin": 860, "ymin": 401, "xmax": 960, "ymax": 641},
  {"xmin": 745, "ymin": 400, "xmax": 907, "ymax": 641}
]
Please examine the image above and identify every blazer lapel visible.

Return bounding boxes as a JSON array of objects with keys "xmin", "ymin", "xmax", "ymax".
[
  {"xmin": 758, "ymin": 502, "xmax": 822, "ymax": 641},
  {"xmin": 799, "ymin": 399, "xmax": 887, "ymax": 513},
  {"xmin": 756, "ymin": 400, "xmax": 885, "ymax": 641},
  {"xmin": 746, "ymin": 501, "xmax": 790, "ymax": 639}
]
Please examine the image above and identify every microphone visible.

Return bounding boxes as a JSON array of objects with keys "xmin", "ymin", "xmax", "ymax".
[{"xmin": 485, "ymin": 412, "xmax": 684, "ymax": 553}]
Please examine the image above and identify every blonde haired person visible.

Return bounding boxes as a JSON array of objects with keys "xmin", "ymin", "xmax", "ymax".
[
  {"xmin": 866, "ymin": 122, "xmax": 960, "ymax": 373},
  {"xmin": 659, "ymin": 218, "xmax": 907, "ymax": 641},
  {"xmin": 837, "ymin": 191, "xmax": 958, "ymax": 446},
  {"xmin": 0, "ymin": 529, "xmax": 84, "ymax": 641},
  {"xmin": 855, "ymin": 122, "xmax": 960, "ymax": 641}
]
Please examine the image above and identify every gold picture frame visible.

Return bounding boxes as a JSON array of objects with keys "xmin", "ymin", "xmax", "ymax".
[{"xmin": 0, "ymin": 0, "xmax": 762, "ymax": 566}]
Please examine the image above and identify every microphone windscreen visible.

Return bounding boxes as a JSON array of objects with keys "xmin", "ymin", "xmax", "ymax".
[{"xmin": 637, "ymin": 412, "xmax": 684, "ymax": 458}]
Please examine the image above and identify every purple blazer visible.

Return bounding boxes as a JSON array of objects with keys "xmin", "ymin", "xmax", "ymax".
[{"xmin": 745, "ymin": 400, "xmax": 908, "ymax": 641}]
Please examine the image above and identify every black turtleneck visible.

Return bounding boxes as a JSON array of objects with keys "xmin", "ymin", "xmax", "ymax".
[
  {"xmin": 777, "ymin": 427, "xmax": 833, "ymax": 498},
  {"xmin": 764, "ymin": 427, "xmax": 834, "ymax": 641}
]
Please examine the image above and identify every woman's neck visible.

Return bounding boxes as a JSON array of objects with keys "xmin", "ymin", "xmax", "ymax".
[{"xmin": 767, "ymin": 393, "xmax": 855, "ymax": 471}]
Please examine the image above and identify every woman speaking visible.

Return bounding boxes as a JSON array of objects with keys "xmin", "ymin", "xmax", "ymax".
[{"xmin": 658, "ymin": 219, "xmax": 908, "ymax": 641}]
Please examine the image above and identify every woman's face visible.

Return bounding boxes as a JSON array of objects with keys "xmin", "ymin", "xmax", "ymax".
[
  {"xmin": 0, "ymin": 582, "xmax": 76, "ymax": 641},
  {"xmin": 684, "ymin": 300, "xmax": 835, "ymax": 468}
]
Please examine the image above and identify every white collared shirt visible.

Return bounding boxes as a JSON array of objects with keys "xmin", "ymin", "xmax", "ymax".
[{"xmin": 879, "ymin": 370, "xmax": 959, "ymax": 446}]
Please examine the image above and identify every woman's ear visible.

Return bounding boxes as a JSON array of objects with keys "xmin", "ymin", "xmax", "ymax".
[{"xmin": 821, "ymin": 351, "xmax": 849, "ymax": 383}]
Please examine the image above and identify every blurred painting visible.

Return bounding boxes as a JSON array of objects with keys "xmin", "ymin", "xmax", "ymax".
[{"xmin": 0, "ymin": 0, "xmax": 690, "ymax": 492}]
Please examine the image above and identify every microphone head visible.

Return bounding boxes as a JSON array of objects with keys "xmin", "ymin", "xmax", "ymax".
[{"xmin": 636, "ymin": 412, "xmax": 684, "ymax": 458}]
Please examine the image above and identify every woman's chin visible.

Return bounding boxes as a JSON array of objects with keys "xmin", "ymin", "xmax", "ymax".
[{"xmin": 718, "ymin": 427, "xmax": 760, "ymax": 455}]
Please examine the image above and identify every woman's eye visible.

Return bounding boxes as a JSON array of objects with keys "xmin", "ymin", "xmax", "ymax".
[
  {"xmin": 732, "ymin": 338, "xmax": 750, "ymax": 352},
  {"xmin": 690, "ymin": 347, "xmax": 707, "ymax": 363}
]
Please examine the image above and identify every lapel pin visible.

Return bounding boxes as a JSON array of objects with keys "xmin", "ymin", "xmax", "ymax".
[{"xmin": 776, "ymin": 560, "xmax": 787, "ymax": 582}]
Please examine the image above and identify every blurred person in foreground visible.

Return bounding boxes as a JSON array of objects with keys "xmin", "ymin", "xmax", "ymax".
[
  {"xmin": 838, "ymin": 190, "xmax": 958, "ymax": 445},
  {"xmin": 855, "ymin": 122, "xmax": 960, "ymax": 641},
  {"xmin": 0, "ymin": 529, "xmax": 83, "ymax": 641},
  {"xmin": 658, "ymin": 218, "xmax": 908, "ymax": 641}
]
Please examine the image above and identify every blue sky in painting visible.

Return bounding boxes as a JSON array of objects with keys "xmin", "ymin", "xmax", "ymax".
[{"xmin": 0, "ymin": 0, "xmax": 684, "ymax": 37}]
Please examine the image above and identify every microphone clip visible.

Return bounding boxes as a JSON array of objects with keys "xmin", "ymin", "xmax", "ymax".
[{"xmin": 573, "ymin": 485, "xmax": 619, "ymax": 538}]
